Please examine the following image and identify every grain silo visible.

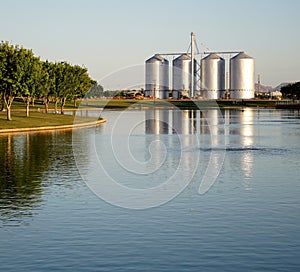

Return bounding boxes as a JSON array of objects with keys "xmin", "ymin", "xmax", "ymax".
[
  {"xmin": 172, "ymin": 54, "xmax": 191, "ymax": 99},
  {"xmin": 201, "ymin": 53, "xmax": 225, "ymax": 99},
  {"xmin": 230, "ymin": 52, "xmax": 255, "ymax": 99},
  {"xmin": 145, "ymin": 54, "xmax": 169, "ymax": 99}
]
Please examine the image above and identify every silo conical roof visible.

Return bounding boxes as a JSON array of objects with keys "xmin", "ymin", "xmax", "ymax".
[
  {"xmin": 146, "ymin": 54, "xmax": 168, "ymax": 63},
  {"xmin": 202, "ymin": 53, "xmax": 224, "ymax": 60},
  {"xmin": 231, "ymin": 52, "xmax": 253, "ymax": 60},
  {"xmin": 174, "ymin": 53, "xmax": 191, "ymax": 61}
]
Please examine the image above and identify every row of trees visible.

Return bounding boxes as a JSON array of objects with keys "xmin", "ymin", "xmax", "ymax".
[
  {"xmin": 281, "ymin": 82, "xmax": 300, "ymax": 100},
  {"xmin": 0, "ymin": 41, "xmax": 95, "ymax": 120}
]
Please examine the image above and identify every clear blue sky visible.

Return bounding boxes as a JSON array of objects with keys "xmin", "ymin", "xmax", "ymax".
[{"xmin": 1, "ymin": 0, "xmax": 299, "ymax": 88}]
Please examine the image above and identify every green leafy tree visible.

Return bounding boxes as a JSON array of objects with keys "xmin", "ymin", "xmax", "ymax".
[
  {"xmin": 71, "ymin": 65, "xmax": 93, "ymax": 107},
  {"xmin": 0, "ymin": 57, "xmax": 4, "ymax": 111},
  {"xmin": 0, "ymin": 41, "xmax": 95, "ymax": 119},
  {"xmin": 281, "ymin": 82, "xmax": 300, "ymax": 100},
  {"xmin": 0, "ymin": 42, "xmax": 24, "ymax": 120},
  {"xmin": 0, "ymin": 92, "xmax": 4, "ymax": 111},
  {"xmin": 85, "ymin": 82, "xmax": 104, "ymax": 98},
  {"xmin": 38, "ymin": 61, "xmax": 55, "ymax": 114},
  {"xmin": 53, "ymin": 62, "xmax": 93, "ymax": 114},
  {"xmin": 57, "ymin": 62, "xmax": 75, "ymax": 114},
  {"xmin": 20, "ymin": 50, "xmax": 41, "ymax": 117},
  {"xmin": 52, "ymin": 62, "xmax": 65, "ymax": 113}
]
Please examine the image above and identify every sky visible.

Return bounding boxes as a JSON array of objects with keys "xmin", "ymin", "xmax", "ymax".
[{"xmin": 1, "ymin": 0, "xmax": 300, "ymax": 89}]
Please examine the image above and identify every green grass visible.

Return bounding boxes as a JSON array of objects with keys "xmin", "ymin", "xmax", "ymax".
[
  {"xmin": 9, "ymin": 97, "xmax": 282, "ymax": 112},
  {"xmin": 0, "ymin": 98, "xmax": 95, "ymax": 130},
  {"xmin": 12, "ymin": 98, "xmax": 78, "ymax": 110},
  {"xmin": 0, "ymin": 111, "xmax": 97, "ymax": 130},
  {"xmin": 217, "ymin": 99, "xmax": 277, "ymax": 108},
  {"xmin": 79, "ymin": 99, "xmax": 139, "ymax": 109},
  {"xmin": 79, "ymin": 99, "xmax": 207, "ymax": 109},
  {"xmin": 78, "ymin": 98, "xmax": 282, "ymax": 110}
]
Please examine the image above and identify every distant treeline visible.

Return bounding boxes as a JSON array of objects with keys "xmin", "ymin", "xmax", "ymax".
[
  {"xmin": 0, "ymin": 41, "xmax": 103, "ymax": 121},
  {"xmin": 281, "ymin": 82, "xmax": 300, "ymax": 100}
]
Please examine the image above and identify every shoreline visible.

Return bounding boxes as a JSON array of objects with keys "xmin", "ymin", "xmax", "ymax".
[
  {"xmin": 1, "ymin": 99, "xmax": 299, "ymax": 134},
  {"xmin": 76, "ymin": 99, "xmax": 300, "ymax": 110},
  {"xmin": 0, "ymin": 119, "xmax": 106, "ymax": 134}
]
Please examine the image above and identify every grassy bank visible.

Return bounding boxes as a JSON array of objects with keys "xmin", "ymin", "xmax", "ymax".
[
  {"xmin": 0, "ymin": 111, "xmax": 98, "ymax": 130},
  {"xmin": 79, "ymin": 99, "xmax": 225, "ymax": 109},
  {"xmin": 79, "ymin": 98, "xmax": 282, "ymax": 110},
  {"xmin": 8, "ymin": 97, "xmax": 294, "ymax": 112},
  {"xmin": 11, "ymin": 98, "xmax": 79, "ymax": 111}
]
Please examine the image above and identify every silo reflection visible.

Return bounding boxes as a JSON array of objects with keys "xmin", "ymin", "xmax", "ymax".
[
  {"xmin": 229, "ymin": 109, "xmax": 254, "ymax": 147},
  {"xmin": 145, "ymin": 109, "xmax": 169, "ymax": 134},
  {"xmin": 228, "ymin": 109, "xmax": 255, "ymax": 184}
]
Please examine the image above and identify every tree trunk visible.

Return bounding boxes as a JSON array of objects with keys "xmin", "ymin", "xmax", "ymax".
[
  {"xmin": 45, "ymin": 101, "xmax": 49, "ymax": 114},
  {"xmin": 43, "ymin": 97, "xmax": 49, "ymax": 113},
  {"xmin": 26, "ymin": 99, "xmax": 30, "ymax": 117},
  {"xmin": 0, "ymin": 92, "xmax": 4, "ymax": 111},
  {"xmin": 6, "ymin": 106, "xmax": 12, "ymax": 121},
  {"xmin": 31, "ymin": 98, "xmax": 35, "ymax": 106},
  {"xmin": 3, "ymin": 90, "xmax": 14, "ymax": 121},
  {"xmin": 61, "ymin": 97, "xmax": 66, "ymax": 114},
  {"xmin": 73, "ymin": 98, "xmax": 77, "ymax": 108},
  {"xmin": 54, "ymin": 99, "xmax": 58, "ymax": 114}
]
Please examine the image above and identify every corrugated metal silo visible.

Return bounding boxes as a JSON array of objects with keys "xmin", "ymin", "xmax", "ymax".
[
  {"xmin": 230, "ymin": 52, "xmax": 255, "ymax": 99},
  {"xmin": 145, "ymin": 54, "xmax": 169, "ymax": 99},
  {"xmin": 172, "ymin": 54, "xmax": 191, "ymax": 99},
  {"xmin": 201, "ymin": 53, "xmax": 225, "ymax": 99}
]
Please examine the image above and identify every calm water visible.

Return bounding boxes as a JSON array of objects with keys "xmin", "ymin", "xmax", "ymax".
[{"xmin": 0, "ymin": 108, "xmax": 300, "ymax": 271}]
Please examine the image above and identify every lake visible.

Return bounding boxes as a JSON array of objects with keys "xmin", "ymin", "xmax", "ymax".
[{"xmin": 0, "ymin": 108, "xmax": 299, "ymax": 271}]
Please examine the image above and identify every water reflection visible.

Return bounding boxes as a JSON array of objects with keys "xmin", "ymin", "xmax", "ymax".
[
  {"xmin": 145, "ymin": 109, "xmax": 226, "ymax": 137},
  {"xmin": 230, "ymin": 109, "xmax": 254, "ymax": 173},
  {"xmin": 0, "ymin": 133, "xmax": 46, "ymax": 226},
  {"xmin": 143, "ymin": 108, "xmax": 256, "ymax": 147},
  {"xmin": 0, "ymin": 130, "xmax": 76, "ymax": 227},
  {"xmin": 227, "ymin": 109, "xmax": 255, "ymax": 189},
  {"xmin": 144, "ymin": 108, "xmax": 255, "ymax": 187},
  {"xmin": 145, "ymin": 109, "xmax": 170, "ymax": 134},
  {"xmin": 172, "ymin": 110, "xmax": 197, "ymax": 135},
  {"xmin": 228, "ymin": 109, "xmax": 255, "ymax": 147},
  {"xmin": 0, "ymin": 109, "xmax": 260, "ymax": 223}
]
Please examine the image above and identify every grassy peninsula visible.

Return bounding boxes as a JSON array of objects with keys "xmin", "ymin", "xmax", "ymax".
[{"xmin": 0, "ymin": 101, "xmax": 102, "ymax": 132}]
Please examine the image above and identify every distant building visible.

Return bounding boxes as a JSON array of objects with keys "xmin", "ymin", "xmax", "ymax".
[{"xmin": 270, "ymin": 91, "xmax": 282, "ymax": 100}]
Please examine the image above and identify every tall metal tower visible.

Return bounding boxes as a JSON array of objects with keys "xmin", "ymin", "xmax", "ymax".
[{"xmin": 190, "ymin": 32, "xmax": 195, "ymax": 98}]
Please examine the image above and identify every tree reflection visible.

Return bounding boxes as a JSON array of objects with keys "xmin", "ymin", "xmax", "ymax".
[{"xmin": 0, "ymin": 130, "xmax": 76, "ymax": 227}]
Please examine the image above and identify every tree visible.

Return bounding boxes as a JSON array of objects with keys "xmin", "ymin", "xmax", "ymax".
[
  {"xmin": 0, "ymin": 41, "xmax": 95, "ymax": 119},
  {"xmin": 70, "ymin": 65, "xmax": 93, "ymax": 107},
  {"xmin": 0, "ymin": 91, "xmax": 4, "ymax": 111},
  {"xmin": 0, "ymin": 63, "xmax": 4, "ymax": 112},
  {"xmin": 56, "ymin": 62, "xmax": 75, "ymax": 114},
  {"xmin": 0, "ymin": 42, "xmax": 24, "ymax": 121},
  {"xmin": 53, "ymin": 62, "xmax": 93, "ymax": 114},
  {"xmin": 85, "ymin": 82, "xmax": 104, "ymax": 98},
  {"xmin": 39, "ymin": 61, "xmax": 54, "ymax": 114},
  {"xmin": 51, "ymin": 62, "xmax": 65, "ymax": 113},
  {"xmin": 19, "ymin": 50, "xmax": 41, "ymax": 117},
  {"xmin": 281, "ymin": 82, "xmax": 300, "ymax": 100}
]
